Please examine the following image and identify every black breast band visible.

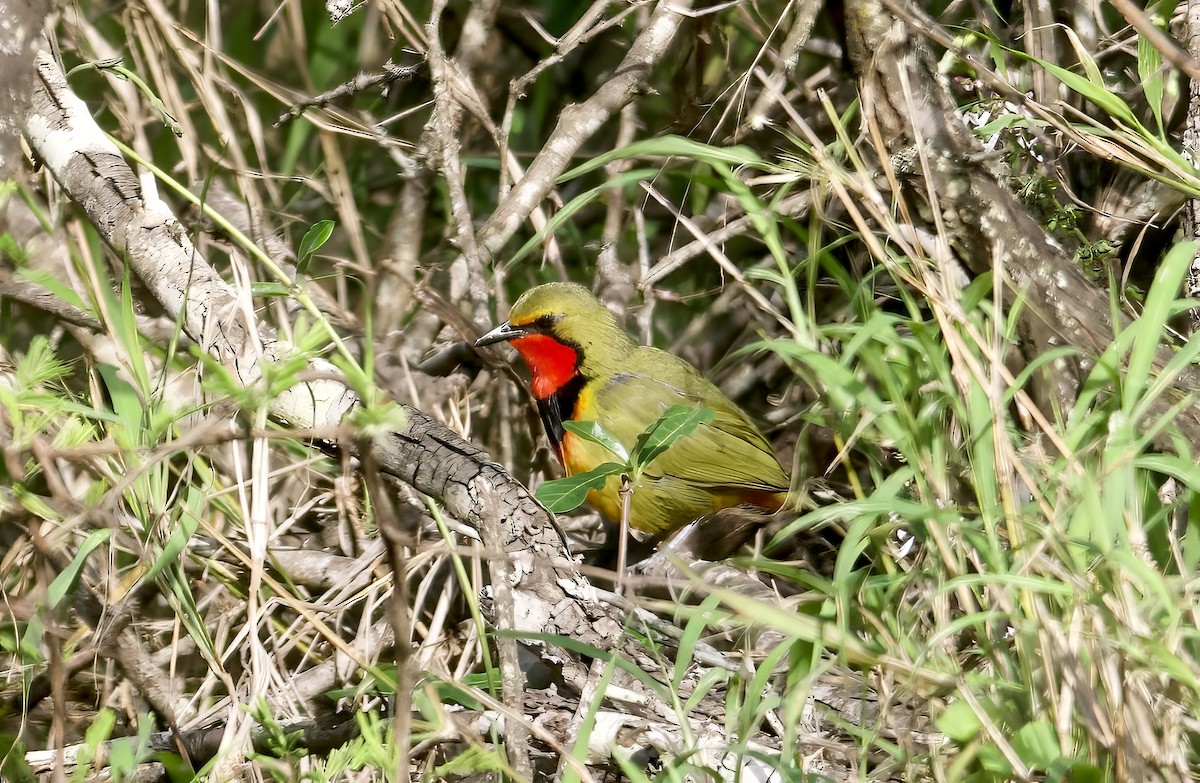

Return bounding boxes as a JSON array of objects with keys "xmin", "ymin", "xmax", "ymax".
[{"xmin": 536, "ymin": 373, "xmax": 587, "ymax": 456}]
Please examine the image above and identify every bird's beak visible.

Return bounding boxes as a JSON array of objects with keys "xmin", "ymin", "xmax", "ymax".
[{"xmin": 475, "ymin": 321, "xmax": 527, "ymax": 347}]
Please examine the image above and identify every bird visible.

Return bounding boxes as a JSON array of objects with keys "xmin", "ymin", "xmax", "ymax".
[{"xmin": 475, "ymin": 282, "xmax": 790, "ymax": 540}]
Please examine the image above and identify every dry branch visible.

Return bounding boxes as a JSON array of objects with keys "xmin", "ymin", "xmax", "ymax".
[{"xmin": 477, "ymin": 0, "xmax": 695, "ymax": 259}]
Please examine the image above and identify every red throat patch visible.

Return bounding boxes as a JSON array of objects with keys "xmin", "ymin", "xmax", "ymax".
[{"xmin": 509, "ymin": 334, "xmax": 579, "ymax": 399}]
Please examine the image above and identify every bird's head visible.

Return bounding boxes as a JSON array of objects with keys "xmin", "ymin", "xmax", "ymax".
[{"xmin": 476, "ymin": 282, "xmax": 634, "ymax": 398}]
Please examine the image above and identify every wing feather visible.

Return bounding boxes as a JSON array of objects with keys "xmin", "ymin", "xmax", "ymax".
[{"xmin": 590, "ymin": 368, "xmax": 789, "ymax": 494}]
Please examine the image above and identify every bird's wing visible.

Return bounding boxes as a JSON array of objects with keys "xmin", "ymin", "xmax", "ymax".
[{"xmin": 590, "ymin": 370, "xmax": 790, "ymax": 494}]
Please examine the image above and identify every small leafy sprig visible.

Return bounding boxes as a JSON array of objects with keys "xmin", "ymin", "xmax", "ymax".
[{"xmin": 535, "ymin": 404, "xmax": 715, "ymax": 513}]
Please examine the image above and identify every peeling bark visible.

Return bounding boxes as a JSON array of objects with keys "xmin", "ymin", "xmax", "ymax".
[{"xmin": 1183, "ymin": 0, "xmax": 1200, "ymax": 331}]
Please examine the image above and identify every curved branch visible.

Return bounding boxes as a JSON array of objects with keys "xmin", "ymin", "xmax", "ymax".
[{"xmin": 477, "ymin": 0, "xmax": 695, "ymax": 258}]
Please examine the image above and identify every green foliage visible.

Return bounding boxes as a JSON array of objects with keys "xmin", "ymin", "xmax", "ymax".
[
  {"xmin": 535, "ymin": 404, "xmax": 714, "ymax": 513},
  {"xmin": 106, "ymin": 716, "xmax": 156, "ymax": 782},
  {"xmin": 0, "ymin": 733, "xmax": 34, "ymax": 783},
  {"xmin": 295, "ymin": 219, "xmax": 335, "ymax": 281},
  {"xmin": 247, "ymin": 700, "xmax": 311, "ymax": 783},
  {"xmin": 68, "ymin": 709, "xmax": 116, "ymax": 783},
  {"xmin": 561, "ymin": 419, "xmax": 629, "ymax": 462},
  {"xmin": 432, "ymin": 744, "xmax": 508, "ymax": 778},
  {"xmin": 630, "ymin": 405, "xmax": 715, "ymax": 471},
  {"xmin": 0, "ymin": 232, "xmax": 29, "ymax": 265},
  {"xmin": 46, "ymin": 529, "xmax": 110, "ymax": 609},
  {"xmin": 535, "ymin": 460, "xmax": 625, "ymax": 513},
  {"xmin": 67, "ymin": 58, "xmax": 181, "ymax": 136},
  {"xmin": 345, "ymin": 398, "xmax": 408, "ymax": 438}
]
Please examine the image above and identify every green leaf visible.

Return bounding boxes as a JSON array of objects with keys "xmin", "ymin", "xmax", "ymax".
[
  {"xmin": 535, "ymin": 462, "xmax": 625, "ymax": 513},
  {"xmin": 12, "ymin": 488, "xmax": 60, "ymax": 523},
  {"xmin": 16, "ymin": 616, "xmax": 44, "ymax": 665},
  {"xmin": 296, "ymin": 219, "xmax": 335, "ymax": 278},
  {"xmin": 97, "ymin": 364, "xmax": 145, "ymax": 452},
  {"xmin": 560, "ymin": 136, "xmax": 764, "ymax": 182},
  {"xmin": 151, "ymin": 750, "xmax": 195, "ymax": 782},
  {"xmin": 142, "ymin": 485, "xmax": 203, "ymax": 584},
  {"xmin": 117, "ymin": 264, "xmax": 151, "ymax": 396},
  {"xmin": 630, "ymin": 404, "xmax": 714, "ymax": 469},
  {"xmin": 1011, "ymin": 720, "xmax": 1061, "ymax": 770},
  {"xmin": 1135, "ymin": 11, "xmax": 1166, "ymax": 133},
  {"xmin": 1061, "ymin": 26, "xmax": 1103, "ymax": 88},
  {"xmin": 1054, "ymin": 762, "xmax": 1105, "ymax": 783},
  {"xmin": 48, "ymin": 529, "xmax": 111, "ymax": 609},
  {"xmin": 562, "ymin": 420, "xmax": 629, "ymax": 462},
  {"xmin": 507, "ymin": 168, "xmax": 658, "ymax": 267},
  {"xmin": 1010, "ymin": 45, "xmax": 1139, "ymax": 127},
  {"xmin": 978, "ymin": 744, "xmax": 1014, "ymax": 775},
  {"xmin": 107, "ymin": 717, "xmax": 155, "ymax": 782},
  {"xmin": 1124, "ymin": 239, "xmax": 1195, "ymax": 410},
  {"xmin": 14, "ymin": 336, "xmax": 69, "ymax": 389},
  {"xmin": 425, "ymin": 678, "xmax": 484, "ymax": 712},
  {"xmin": 935, "ymin": 700, "xmax": 982, "ymax": 743},
  {"xmin": 72, "ymin": 708, "xmax": 116, "ymax": 782},
  {"xmin": 251, "ymin": 282, "xmax": 293, "ymax": 297},
  {"xmin": 15, "ymin": 268, "xmax": 90, "ymax": 312},
  {"xmin": 0, "ymin": 231, "xmax": 29, "ymax": 265},
  {"xmin": 160, "ymin": 563, "xmax": 222, "ymax": 674}
]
